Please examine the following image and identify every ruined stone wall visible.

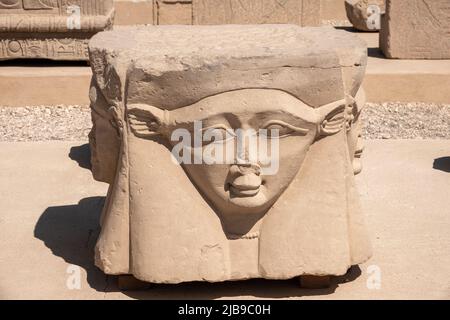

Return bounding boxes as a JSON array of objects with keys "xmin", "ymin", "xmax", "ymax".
[
  {"xmin": 115, "ymin": 0, "xmax": 326, "ymax": 27},
  {"xmin": 0, "ymin": 0, "xmax": 114, "ymax": 60},
  {"xmin": 154, "ymin": 0, "xmax": 321, "ymax": 26},
  {"xmin": 380, "ymin": 0, "xmax": 450, "ymax": 59}
]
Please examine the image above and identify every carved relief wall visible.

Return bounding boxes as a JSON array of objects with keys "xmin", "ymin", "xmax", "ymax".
[
  {"xmin": 380, "ymin": 0, "xmax": 450, "ymax": 59},
  {"xmin": 153, "ymin": 0, "xmax": 321, "ymax": 26},
  {"xmin": 0, "ymin": 0, "xmax": 114, "ymax": 60}
]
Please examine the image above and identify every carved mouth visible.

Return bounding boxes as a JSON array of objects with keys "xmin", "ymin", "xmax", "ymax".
[
  {"xmin": 229, "ymin": 184, "xmax": 260, "ymax": 197},
  {"xmin": 354, "ymin": 150, "xmax": 363, "ymax": 158},
  {"xmin": 228, "ymin": 175, "xmax": 262, "ymax": 197}
]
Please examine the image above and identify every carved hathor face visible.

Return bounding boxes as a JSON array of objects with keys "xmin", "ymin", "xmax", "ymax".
[
  {"xmin": 88, "ymin": 85, "xmax": 121, "ymax": 184},
  {"xmin": 128, "ymin": 89, "xmax": 348, "ymax": 222},
  {"xmin": 346, "ymin": 89, "xmax": 366, "ymax": 175}
]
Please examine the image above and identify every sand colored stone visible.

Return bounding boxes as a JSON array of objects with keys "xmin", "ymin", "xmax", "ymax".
[
  {"xmin": 380, "ymin": 0, "xmax": 450, "ymax": 59},
  {"xmin": 114, "ymin": 0, "xmax": 154, "ymax": 26},
  {"xmin": 124, "ymin": 0, "xmax": 323, "ymax": 26},
  {"xmin": 321, "ymin": 0, "xmax": 349, "ymax": 22},
  {"xmin": 193, "ymin": 0, "xmax": 320, "ymax": 26},
  {"xmin": 88, "ymin": 25, "xmax": 372, "ymax": 285},
  {"xmin": 156, "ymin": 0, "xmax": 192, "ymax": 25},
  {"xmin": 4, "ymin": 31, "xmax": 450, "ymax": 107},
  {"xmin": 0, "ymin": 0, "xmax": 114, "ymax": 60},
  {"xmin": 345, "ymin": 0, "xmax": 385, "ymax": 31},
  {"xmin": 113, "ymin": 0, "xmax": 346, "ymax": 27}
]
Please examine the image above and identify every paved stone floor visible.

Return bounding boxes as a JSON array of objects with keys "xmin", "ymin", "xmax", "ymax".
[{"xmin": 0, "ymin": 140, "xmax": 449, "ymax": 300}]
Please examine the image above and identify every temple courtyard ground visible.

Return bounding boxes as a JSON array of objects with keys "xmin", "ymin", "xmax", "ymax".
[{"xmin": 0, "ymin": 140, "xmax": 449, "ymax": 300}]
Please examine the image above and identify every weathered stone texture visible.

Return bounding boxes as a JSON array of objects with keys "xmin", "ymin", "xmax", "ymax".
[
  {"xmin": 192, "ymin": 0, "xmax": 320, "ymax": 26},
  {"xmin": 150, "ymin": 0, "xmax": 321, "ymax": 26},
  {"xmin": 0, "ymin": 0, "xmax": 114, "ymax": 60},
  {"xmin": 114, "ymin": 0, "xmax": 154, "ymax": 26},
  {"xmin": 88, "ymin": 25, "xmax": 371, "ymax": 284},
  {"xmin": 380, "ymin": 0, "xmax": 450, "ymax": 59},
  {"xmin": 116, "ymin": 0, "xmax": 338, "ymax": 27},
  {"xmin": 156, "ymin": 0, "xmax": 192, "ymax": 25}
]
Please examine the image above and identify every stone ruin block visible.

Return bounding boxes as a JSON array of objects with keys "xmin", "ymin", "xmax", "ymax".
[
  {"xmin": 380, "ymin": 0, "xmax": 450, "ymax": 59},
  {"xmin": 192, "ymin": 0, "xmax": 320, "ymax": 26},
  {"xmin": 0, "ymin": 0, "xmax": 114, "ymax": 60},
  {"xmin": 156, "ymin": 0, "xmax": 192, "ymax": 25},
  {"xmin": 151, "ymin": 0, "xmax": 322, "ymax": 26},
  {"xmin": 345, "ymin": 0, "xmax": 385, "ymax": 32},
  {"xmin": 88, "ymin": 25, "xmax": 372, "ymax": 286}
]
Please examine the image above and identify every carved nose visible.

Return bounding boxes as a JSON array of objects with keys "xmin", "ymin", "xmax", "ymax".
[{"xmin": 230, "ymin": 163, "xmax": 261, "ymax": 176}]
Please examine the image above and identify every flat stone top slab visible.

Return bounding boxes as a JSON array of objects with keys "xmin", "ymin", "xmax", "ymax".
[
  {"xmin": 89, "ymin": 25, "xmax": 367, "ymax": 108},
  {"xmin": 90, "ymin": 25, "xmax": 366, "ymax": 69}
]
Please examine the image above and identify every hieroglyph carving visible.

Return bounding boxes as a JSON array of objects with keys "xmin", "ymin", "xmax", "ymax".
[
  {"xmin": 0, "ymin": 0, "xmax": 114, "ymax": 60},
  {"xmin": 380, "ymin": 0, "xmax": 450, "ymax": 59}
]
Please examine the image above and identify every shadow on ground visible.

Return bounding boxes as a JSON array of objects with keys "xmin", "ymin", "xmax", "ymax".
[
  {"xmin": 34, "ymin": 197, "xmax": 110, "ymax": 292},
  {"xmin": 69, "ymin": 143, "xmax": 91, "ymax": 171},
  {"xmin": 123, "ymin": 266, "xmax": 362, "ymax": 300},
  {"xmin": 433, "ymin": 157, "xmax": 450, "ymax": 173},
  {"xmin": 34, "ymin": 196, "xmax": 362, "ymax": 299}
]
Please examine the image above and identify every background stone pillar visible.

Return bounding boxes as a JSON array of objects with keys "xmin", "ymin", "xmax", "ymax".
[{"xmin": 380, "ymin": 0, "xmax": 450, "ymax": 59}]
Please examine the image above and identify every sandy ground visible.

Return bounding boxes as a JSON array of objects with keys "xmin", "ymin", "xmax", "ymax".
[
  {"xmin": 362, "ymin": 102, "xmax": 450, "ymax": 139},
  {"xmin": 0, "ymin": 140, "xmax": 449, "ymax": 300},
  {"xmin": 0, "ymin": 105, "xmax": 91, "ymax": 142}
]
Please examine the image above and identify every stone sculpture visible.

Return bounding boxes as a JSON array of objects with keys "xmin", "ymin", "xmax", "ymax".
[
  {"xmin": 88, "ymin": 25, "xmax": 372, "ymax": 287},
  {"xmin": 380, "ymin": 0, "xmax": 450, "ymax": 59},
  {"xmin": 0, "ymin": 0, "xmax": 114, "ymax": 60},
  {"xmin": 345, "ymin": 0, "xmax": 385, "ymax": 32}
]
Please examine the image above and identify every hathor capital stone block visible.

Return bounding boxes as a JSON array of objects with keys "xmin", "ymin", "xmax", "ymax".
[
  {"xmin": 0, "ymin": 0, "xmax": 114, "ymax": 60},
  {"xmin": 88, "ymin": 25, "xmax": 372, "ymax": 286}
]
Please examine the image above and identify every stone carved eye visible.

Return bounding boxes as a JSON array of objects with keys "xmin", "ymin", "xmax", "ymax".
[
  {"xmin": 201, "ymin": 125, "xmax": 235, "ymax": 146},
  {"xmin": 261, "ymin": 120, "xmax": 309, "ymax": 138}
]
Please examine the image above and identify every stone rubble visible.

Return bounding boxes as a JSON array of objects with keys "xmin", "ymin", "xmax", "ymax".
[
  {"xmin": 0, "ymin": 105, "xmax": 91, "ymax": 142},
  {"xmin": 362, "ymin": 102, "xmax": 450, "ymax": 139}
]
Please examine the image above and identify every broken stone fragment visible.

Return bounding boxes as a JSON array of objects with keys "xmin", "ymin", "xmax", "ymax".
[{"xmin": 345, "ymin": 0, "xmax": 385, "ymax": 32}]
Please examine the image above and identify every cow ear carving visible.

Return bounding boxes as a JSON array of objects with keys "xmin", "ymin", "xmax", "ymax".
[
  {"xmin": 319, "ymin": 104, "xmax": 346, "ymax": 136},
  {"xmin": 127, "ymin": 104, "xmax": 169, "ymax": 139}
]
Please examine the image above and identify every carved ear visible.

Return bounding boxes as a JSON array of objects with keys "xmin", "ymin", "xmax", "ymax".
[
  {"xmin": 127, "ymin": 104, "xmax": 169, "ymax": 139},
  {"xmin": 318, "ymin": 102, "xmax": 347, "ymax": 137},
  {"xmin": 345, "ymin": 94, "xmax": 360, "ymax": 131}
]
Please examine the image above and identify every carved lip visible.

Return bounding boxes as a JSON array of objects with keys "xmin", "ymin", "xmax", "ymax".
[
  {"xmin": 354, "ymin": 150, "xmax": 363, "ymax": 158},
  {"xmin": 229, "ymin": 185, "xmax": 260, "ymax": 197},
  {"xmin": 229, "ymin": 179, "xmax": 261, "ymax": 197},
  {"xmin": 228, "ymin": 172, "xmax": 262, "ymax": 197},
  {"xmin": 354, "ymin": 145, "xmax": 365, "ymax": 158}
]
